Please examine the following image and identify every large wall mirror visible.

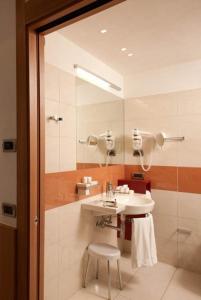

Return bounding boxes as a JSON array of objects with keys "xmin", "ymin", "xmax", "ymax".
[
  {"xmin": 45, "ymin": 62, "xmax": 124, "ymax": 174},
  {"xmin": 76, "ymin": 77, "xmax": 124, "ymax": 169}
]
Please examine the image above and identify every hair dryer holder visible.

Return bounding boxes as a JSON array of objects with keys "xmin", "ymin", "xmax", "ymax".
[{"xmin": 156, "ymin": 132, "xmax": 185, "ymax": 147}]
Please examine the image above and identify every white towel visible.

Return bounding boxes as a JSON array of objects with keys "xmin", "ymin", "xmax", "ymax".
[{"xmin": 131, "ymin": 214, "xmax": 157, "ymax": 268}]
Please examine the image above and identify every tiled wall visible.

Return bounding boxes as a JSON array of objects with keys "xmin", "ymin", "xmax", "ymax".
[
  {"xmin": 44, "ymin": 165, "xmax": 125, "ymax": 299},
  {"xmin": 125, "ymin": 88, "xmax": 201, "ymax": 167},
  {"xmin": 45, "ymin": 63, "xmax": 76, "ymax": 173},
  {"xmin": 124, "ymin": 88, "xmax": 201, "ymax": 272},
  {"xmin": 44, "ymin": 195, "xmax": 119, "ymax": 300},
  {"xmin": 45, "ymin": 165, "xmax": 125, "ymax": 210}
]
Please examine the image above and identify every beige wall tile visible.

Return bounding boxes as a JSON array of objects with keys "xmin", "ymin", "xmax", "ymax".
[
  {"xmin": 151, "ymin": 190, "xmax": 178, "ymax": 217},
  {"xmin": 156, "ymin": 237, "xmax": 178, "ymax": 266},
  {"xmin": 45, "ymin": 208, "xmax": 59, "ymax": 246},
  {"xmin": 44, "ymin": 276, "xmax": 59, "ymax": 300},
  {"xmin": 125, "ymin": 89, "xmax": 201, "ymax": 168},
  {"xmin": 178, "ymin": 192, "xmax": 201, "ymax": 220},
  {"xmin": 45, "ymin": 64, "xmax": 60, "ymax": 101},
  {"xmin": 46, "ymin": 137, "xmax": 60, "ymax": 173},
  {"xmin": 58, "ymin": 264, "xmax": 83, "ymax": 300},
  {"xmin": 178, "ymin": 115, "xmax": 201, "ymax": 167},
  {"xmin": 125, "ymin": 94, "xmax": 178, "ymax": 121},
  {"xmin": 178, "ymin": 88, "xmax": 201, "ymax": 115},
  {"xmin": 153, "ymin": 213, "xmax": 178, "ymax": 266},
  {"xmin": 178, "ymin": 217, "xmax": 201, "ymax": 246},
  {"xmin": 59, "ymin": 103, "xmax": 76, "ymax": 138},
  {"xmin": 59, "ymin": 137, "xmax": 76, "ymax": 171},
  {"xmin": 45, "ymin": 243, "xmax": 59, "ymax": 281},
  {"xmin": 154, "ymin": 214, "xmax": 178, "ymax": 241},
  {"xmin": 45, "ymin": 64, "xmax": 77, "ymax": 172},
  {"xmin": 178, "ymin": 242, "xmax": 201, "ymax": 273},
  {"xmin": 45, "ymin": 99, "xmax": 60, "ymax": 137},
  {"xmin": 59, "ymin": 69, "xmax": 76, "ymax": 105}
]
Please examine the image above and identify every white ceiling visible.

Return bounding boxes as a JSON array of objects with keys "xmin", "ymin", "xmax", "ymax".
[{"xmin": 59, "ymin": 0, "xmax": 201, "ymax": 76}]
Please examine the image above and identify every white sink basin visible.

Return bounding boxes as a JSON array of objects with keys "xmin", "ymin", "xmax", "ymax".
[
  {"xmin": 123, "ymin": 194, "xmax": 155, "ymax": 215},
  {"xmin": 82, "ymin": 192, "xmax": 155, "ymax": 216}
]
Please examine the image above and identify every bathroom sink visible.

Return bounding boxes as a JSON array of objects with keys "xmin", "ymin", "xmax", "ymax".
[
  {"xmin": 122, "ymin": 194, "xmax": 155, "ymax": 215},
  {"xmin": 82, "ymin": 192, "xmax": 155, "ymax": 216}
]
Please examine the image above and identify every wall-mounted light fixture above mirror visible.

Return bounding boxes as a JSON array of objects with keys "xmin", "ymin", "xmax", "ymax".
[{"xmin": 74, "ymin": 64, "xmax": 121, "ymax": 92}]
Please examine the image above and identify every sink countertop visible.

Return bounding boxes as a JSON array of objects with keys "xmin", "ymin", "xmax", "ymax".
[{"xmin": 81, "ymin": 191, "xmax": 154, "ymax": 216}]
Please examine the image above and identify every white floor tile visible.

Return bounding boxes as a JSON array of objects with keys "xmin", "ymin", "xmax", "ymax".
[
  {"xmin": 69, "ymin": 289, "xmax": 103, "ymax": 300},
  {"xmin": 162, "ymin": 268, "xmax": 201, "ymax": 300},
  {"xmin": 119, "ymin": 262, "xmax": 176, "ymax": 300},
  {"xmin": 68, "ymin": 260, "xmax": 201, "ymax": 300},
  {"xmin": 115, "ymin": 296, "xmax": 129, "ymax": 300}
]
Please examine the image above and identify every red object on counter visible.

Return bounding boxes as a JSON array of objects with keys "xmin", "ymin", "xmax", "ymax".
[{"xmin": 118, "ymin": 179, "xmax": 151, "ymax": 194}]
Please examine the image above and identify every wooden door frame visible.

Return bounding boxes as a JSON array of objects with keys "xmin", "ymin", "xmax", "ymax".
[{"xmin": 16, "ymin": 1, "xmax": 124, "ymax": 300}]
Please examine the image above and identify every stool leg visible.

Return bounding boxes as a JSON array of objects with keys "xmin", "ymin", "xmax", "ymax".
[
  {"xmin": 96, "ymin": 259, "xmax": 99, "ymax": 280},
  {"xmin": 84, "ymin": 254, "xmax": 90, "ymax": 288},
  {"xmin": 117, "ymin": 260, "xmax": 123, "ymax": 290},
  {"xmin": 107, "ymin": 260, "xmax": 111, "ymax": 300}
]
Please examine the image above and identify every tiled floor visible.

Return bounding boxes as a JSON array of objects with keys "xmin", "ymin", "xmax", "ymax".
[{"xmin": 69, "ymin": 256, "xmax": 201, "ymax": 300}]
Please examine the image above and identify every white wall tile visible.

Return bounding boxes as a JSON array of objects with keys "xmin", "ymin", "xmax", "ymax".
[
  {"xmin": 125, "ymin": 94, "xmax": 178, "ymax": 121},
  {"xmin": 59, "ymin": 137, "xmax": 76, "ymax": 171},
  {"xmin": 46, "ymin": 136, "xmax": 60, "ymax": 173},
  {"xmin": 59, "ymin": 70, "xmax": 76, "ymax": 105},
  {"xmin": 178, "ymin": 242, "xmax": 201, "ymax": 273},
  {"xmin": 45, "ymin": 99, "xmax": 60, "ymax": 137},
  {"xmin": 178, "ymin": 192, "xmax": 201, "ymax": 220},
  {"xmin": 44, "ymin": 276, "xmax": 59, "ymax": 300},
  {"xmin": 125, "ymin": 89, "xmax": 201, "ymax": 167},
  {"xmin": 45, "ymin": 243, "xmax": 59, "ymax": 281},
  {"xmin": 45, "ymin": 208, "xmax": 59, "ymax": 246},
  {"xmin": 154, "ymin": 214, "xmax": 178, "ymax": 241},
  {"xmin": 155, "ymin": 237, "xmax": 178, "ymax": 267},
  {"xmin": 45, "ymin": 64, "xmax": 60, "ymax": 101},
  {"xmin": 45, "ymin": 64, "xmax": 77, "ymax": 172},
  {"xmin": 59, "ymin": 103, "xmax": 76, "ymax": 138},
  {"xmin": 178, "ymin": 217, "xmax": 201, "ymax": 246},
  {"xmin": 178, "ymin": 115, "xmax": 201, "ymax": 167},
  {"xmin": 178, "ymin": 88, "xmax": 201, "ymax": 115},
  {"xmin": 151, "ymin": 190, "xmax": 178, "ymax": 217}
]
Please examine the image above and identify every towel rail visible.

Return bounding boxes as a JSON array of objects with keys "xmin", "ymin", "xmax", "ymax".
[{"xmin": 96, "ymin": 214, "xmax": 150, "ymax": 232}]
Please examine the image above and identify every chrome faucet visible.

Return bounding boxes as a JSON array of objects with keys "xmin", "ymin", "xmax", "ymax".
[
  {"xmin": 105, "ymin": 182, "xmax": 117, "ymax": 207},
  {"xmin": 106, "ymin": 182, "xmax": 113, "ymax": 197}
]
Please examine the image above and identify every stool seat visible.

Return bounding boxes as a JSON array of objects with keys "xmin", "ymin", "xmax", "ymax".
[
  {"xmin": 88, "ymin": 243, "xmax": 121, "ymax": 261},
  {"xmin": 84, "ymin": 243, "xmax": 123, "ymax": 300}
]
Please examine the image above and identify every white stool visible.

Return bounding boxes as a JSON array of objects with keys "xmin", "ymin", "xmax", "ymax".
[{"xmin": 84, "ymin": 243, "xmax": 123, "ymax": 300}]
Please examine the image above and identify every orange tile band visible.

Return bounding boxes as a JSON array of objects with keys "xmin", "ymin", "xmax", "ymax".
[
  {"xmin": 125, "ymin": 165, "xmax": 201, "ymax": 193},
  {"xmin": 45, "ymin": 164, "xmax": 201, "ymax": 210},
  {"xmin": 125, "ymin": 165, "xmax": 178, "ymax": 191},
  {"xmin": 45, "ymin": 165, "xmax": 125, "ymax": 210}
]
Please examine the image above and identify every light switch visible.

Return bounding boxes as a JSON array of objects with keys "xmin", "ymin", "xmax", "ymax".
[{"xmin": 2, "ymin": 139, "xmax": 17, "ymax": 152}]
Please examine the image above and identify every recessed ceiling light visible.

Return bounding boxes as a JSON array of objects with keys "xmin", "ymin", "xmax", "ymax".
[
  {"xmin": 100, "ymin": 29, "xmax": 107, "ymax": 34},
  {"xmin": 128, "ymin": 53, "xmax": 133, "ymax": 57},
  {"xmin": 121, "ymin": 47, "xmax": 127, "ymax": 52}
]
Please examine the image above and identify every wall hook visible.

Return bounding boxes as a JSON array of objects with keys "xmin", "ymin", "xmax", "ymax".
[{"xmin": 48, "ymin": 115, "xmax": 63, "ymax": 122}]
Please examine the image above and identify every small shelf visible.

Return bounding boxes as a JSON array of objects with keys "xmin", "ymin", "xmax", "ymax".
[{"xmin": 76, "ymin": 181, "xmax": 99, "ymax": 195}]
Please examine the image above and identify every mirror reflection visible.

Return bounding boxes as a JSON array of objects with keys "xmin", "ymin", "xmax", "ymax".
[{"xmin": 76, "ymin": 77, "xmax": 124, "ymax": 169}]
